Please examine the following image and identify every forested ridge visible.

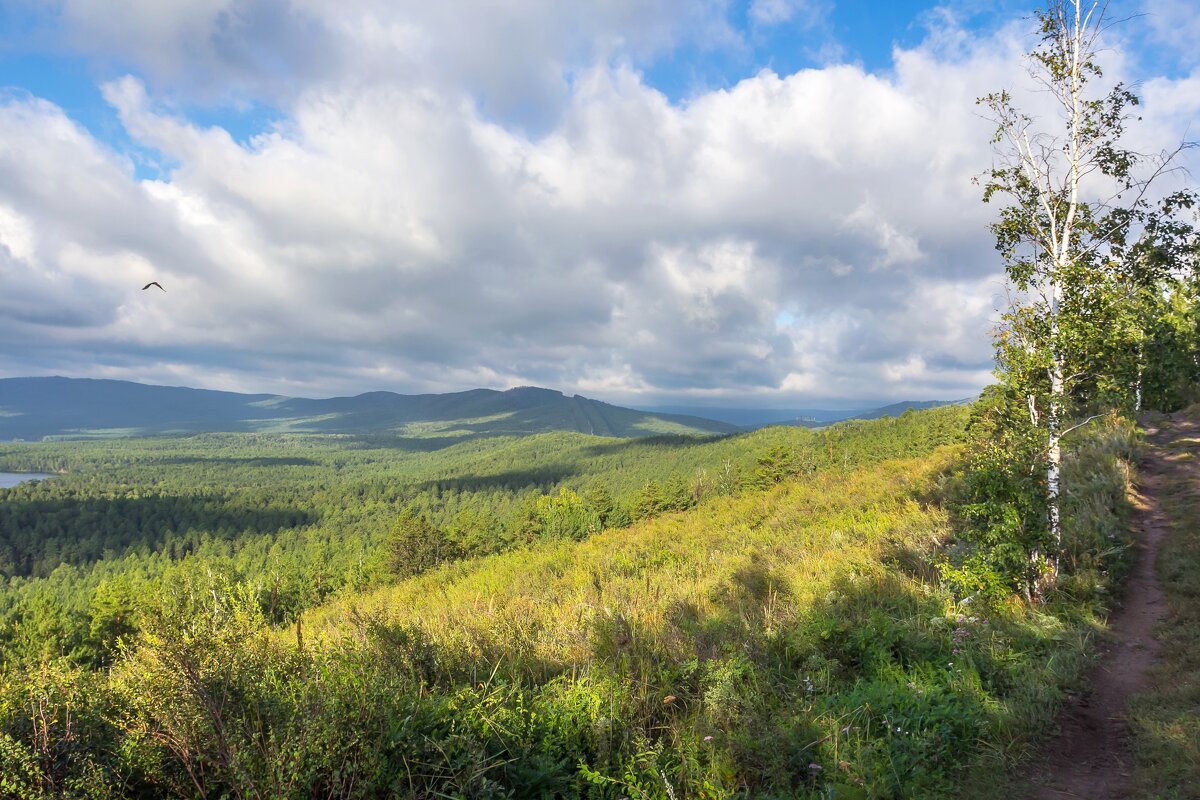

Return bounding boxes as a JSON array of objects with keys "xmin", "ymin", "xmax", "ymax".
[
  {"xmin": 0, "ymin": 378, "xmax": 736, "ymax": 441},
  {"xmin": 0, "ymin": 409, "xmax": 967, "ymax": 669},
  {"xmin": 0, "ymin": 402, "xmax": 1149, "ymax": 798}
]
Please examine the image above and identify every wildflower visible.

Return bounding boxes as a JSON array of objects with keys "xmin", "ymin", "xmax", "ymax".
[
  {"xmin": 703, "ymin": 735, "xmax": 713, "ymax": 742},
  {"xmin": 808, "ymin": 763, "xmax": 823, "ymax": 772}
]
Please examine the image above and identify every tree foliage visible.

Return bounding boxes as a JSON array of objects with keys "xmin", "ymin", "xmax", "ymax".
[{"xmin": 972, "ymin": 0, "xmax": 1198, "ymax": 595}]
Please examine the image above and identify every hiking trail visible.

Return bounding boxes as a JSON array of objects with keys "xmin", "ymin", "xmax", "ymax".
[{"xmin": 1026, "ymin": 415, "xmax": 1179, "ymax": 799}]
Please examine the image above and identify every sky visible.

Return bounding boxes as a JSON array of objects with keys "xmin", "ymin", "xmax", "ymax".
[{"xmin": 0, "ymin": 0, "xmax": 1198, "ymax": 407}]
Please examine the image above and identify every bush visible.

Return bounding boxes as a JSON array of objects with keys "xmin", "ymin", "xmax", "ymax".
[
  {"xmin": 536, "ymin": 488, "xmax": 601, "ymax": 541},
  {"xmin": 388, "ymin": 509, "xmax": 461, "ymax": 577}
]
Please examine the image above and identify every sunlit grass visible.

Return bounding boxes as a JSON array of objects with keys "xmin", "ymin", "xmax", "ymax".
[
  {"xmin": 288, "ymin": 430, "xmax": 1134, "ymax": 797},
  {"xmin": 631, "ymin": 417, "xmax": 723, "ymax": 436},
  {"xmin": 307, "ymin": 452, "xmax": 956, "ymax": 664},
  {"xmin": 42, "ymin": 427, "xmax": 150, "ymax": 439},
  {"xmin": 394, "ymin": 412, "xmax": 517, "ymax": 437},
  {"xmin": 246, "ymin": 412, "xmax": 347, "ymax": 431}
]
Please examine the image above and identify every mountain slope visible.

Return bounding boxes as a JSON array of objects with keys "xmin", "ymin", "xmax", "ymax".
[
  {"xmin": 639, "ymin": 405, "xmax": 857, "ymax": 427},
  {"xmin": 641, "ymin": 399, "xmax": 976, "ymax": 429},
  {"xmin": 852, "ymin": 398, "xmax": 972, "ymax": 420},
  {"xmin": 0, "ymin": 377, "xmax": 736, "ymax": 441}
]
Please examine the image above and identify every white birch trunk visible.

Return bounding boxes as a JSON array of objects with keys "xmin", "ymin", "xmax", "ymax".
[
  {"xmin": 1135, "ymin": 340, "xmax": 1144, "ymax": 412},
  {"xmin": 1027, "ymin": 387, "xmax": 1045, "ymax": 597},
  {"xmin": 990, "ymin": 2, "xmax": 1110, "ymax": 594},
  {"xmin": 1041, "ymin": 1, "xmax": 1086, "ymax": 584},
  {"xmin": 1045, "ymin": 277, "xmax": 1064, "ymax": 582}
]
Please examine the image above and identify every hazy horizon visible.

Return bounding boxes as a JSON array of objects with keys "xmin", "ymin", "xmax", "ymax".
[{"xmin": 0, "ymin": 373, "xmax": 965, "ymax": 415}]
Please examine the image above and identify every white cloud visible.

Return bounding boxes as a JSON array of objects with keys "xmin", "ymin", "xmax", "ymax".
[
  {"xmin": 843, "ymin": 201, "xmax": 924, "ymax": 267},
  {"xmin": 748, "ymin": 0, "xmax": 828, "ymax": 26},
  {"xmin": 0, "ymin": 3, "xmax": 1194, "ymax": 405},
  {"xmin": 42, "ymin": 0, "xmax": 741, "ymax": 125},
  {"xmin": 0, "ymin": 204, "xmax": 36, "ymax": 264},
  {"xmin": 1143, "ymin": 0, "xmax": 1200, "ymax": 68}
]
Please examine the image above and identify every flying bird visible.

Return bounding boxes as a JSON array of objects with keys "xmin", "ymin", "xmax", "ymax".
[{"xmin": 142, "ymin": 281, "xmax": 165, "ymax": 292}]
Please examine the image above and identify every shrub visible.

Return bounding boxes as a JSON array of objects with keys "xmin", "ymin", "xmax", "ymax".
[{"xmin": 388, "ymin": 508, "xmax": 461, "ymax": 577}]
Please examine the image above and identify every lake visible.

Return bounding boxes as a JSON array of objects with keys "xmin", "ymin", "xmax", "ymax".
[{"xmin": 0, "ymin": 472, "xmax": 53, "ymax": 488}]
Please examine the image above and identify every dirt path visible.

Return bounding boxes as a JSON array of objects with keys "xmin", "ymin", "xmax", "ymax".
[{"xmin": 1026, "ymin": 417, "xmax": 1176, "ymax": 800}]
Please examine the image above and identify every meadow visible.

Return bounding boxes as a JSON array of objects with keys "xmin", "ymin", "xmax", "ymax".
[
  {"xmin": 0, "ymin": 405, "xmax": 1142, "ymax": 797},
  {"xmin": 0, "ymin": 410, "xmax": 965, "ymax": 667}
]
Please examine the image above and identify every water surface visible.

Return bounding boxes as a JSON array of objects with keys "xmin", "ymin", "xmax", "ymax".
[{"xmin": 0, "ymin": 472, "xmax": 52, "ymax": 488}]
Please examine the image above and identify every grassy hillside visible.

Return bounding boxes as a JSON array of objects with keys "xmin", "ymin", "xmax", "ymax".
[
  {"xmin": 306, "ymin": 449, "xmax": 960, "ymax": 665},
  {"xmin": 0, "ymin": 404, "xmax": 1142, "ymax": 798},
  {"xmin": 851, "ymin": 399, "xmax": 973, "ymax": 421},
  {"xmin": 0, "ymin": 408, "xmax": 969, "ymax": 665},
  {"xmin": 641, "ymin": 400, "xmax": 974, "ymax": 429},
  {"xmin": 0, "ymin": 377, "xmax": 736, "ymax": 440}
]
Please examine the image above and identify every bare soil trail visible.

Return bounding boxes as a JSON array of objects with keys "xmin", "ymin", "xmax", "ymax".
[{"xmin": 1025, "ymin": 416, "xmax": 1178, "ymax": 800}]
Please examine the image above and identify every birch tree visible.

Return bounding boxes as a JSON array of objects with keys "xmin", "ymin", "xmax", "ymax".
[{"xmin": 979, "ymin": 0, "xmax": 1196, "ymax": 586}]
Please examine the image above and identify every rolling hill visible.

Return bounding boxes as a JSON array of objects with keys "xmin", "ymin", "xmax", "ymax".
[
  {"xmin": 0, "ymin": 401, "xmax": 1142, "ymax": 798},
  {"xmin": 0, "ymin": 377, "xmax": 737, "ymax": 441},
  {"xmin": 641, "ymin": 398, "xmax": 974, "ymax": 428}
]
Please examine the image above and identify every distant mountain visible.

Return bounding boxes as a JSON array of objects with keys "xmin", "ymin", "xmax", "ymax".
[
  {"xmin": 0, "ymin": 377, "xmax": 737, "ymax": 441},
  {"xmin": 641, "ymin": 398, "xmax": 974, "ymax": 430},
  {"xmin": 640, "ymin": 406, "xmax": 859, "ymax": 428},
  {"xmin": 850, "ymin": 399, "xmax": 973, "ymax": 421}
]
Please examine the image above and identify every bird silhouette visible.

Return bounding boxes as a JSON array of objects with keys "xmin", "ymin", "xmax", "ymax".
[{"xmin": 142, "ymin": 281, "xmax": 165, "ymax": 292}]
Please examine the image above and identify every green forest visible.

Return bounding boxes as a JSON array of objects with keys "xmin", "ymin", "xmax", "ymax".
[
  {"xmin": 0, "ymin": 410, "xmax": 966, "ymax": 669},
  {"xmin": 0, "ymin": 403, "xmax": 1120, "ymax": 798},
  {"xmin": 0, "ymin": 395, "xmax": 1172, "ymax": 798},
  {"xmin": 3, "ymin": 2, "xmax": 1200, "ymax": 798}
]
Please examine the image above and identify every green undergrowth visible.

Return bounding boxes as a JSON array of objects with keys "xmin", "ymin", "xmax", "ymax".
[
  {"xmin": 0, "ymin": 407, "xmax": 968, "ymax": 668},
  {"xmin": 0, "ymin": 413, "xmax": 1140, "ymax": 798},
  {"xmin": 1129, "ymin": 411, "xmax": 1200, "ymax": 800}
]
